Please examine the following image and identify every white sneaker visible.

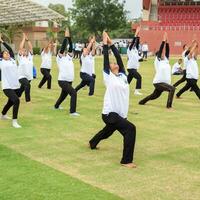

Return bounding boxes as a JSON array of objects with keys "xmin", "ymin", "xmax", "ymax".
[
  {"xmin": 134, "ymin": 90, "xmax": 143, "ymax": 96},
  {"xmin": 54, "ymin": 106, "xmax": 64, "ymax": 110},
  {"xmin": 12, "ymin": 120, "xmax": 22, "ymax": 128},
  {"xmin": 1, "ymin": 115, "xmax": 11, "ymax": 120},
  {"xmin": 70, "ymin": 112, "xmax": 80, "ymax": 116}
]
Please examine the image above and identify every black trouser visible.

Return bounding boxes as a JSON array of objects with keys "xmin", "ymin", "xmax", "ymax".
[
  {"xmin": 2, "ymin": 89, "xmax": 22, "ymax": 119},
  {"xmin": 127, "ymin": 69, "xmax": 142, "ymax": 89},
  {"xmin": 19, "ymin": 78, "xmax": 31, "ymax": 102},
  {"xmin": 89, "ymin": 113, "xmax": 136, "ymax": 164},
  {"xmin": 176, "ymin": 79, "xmax": 200, "ymax": 99},
  {"xmin": 75, "ymin": 72, "xmax": 95, "ymax": 96},
  {"xmin": 74, "ymin": 50, "xmax": 81, "ymax": 59},
  {"xmin": 173, "ymin": 72, "xmax": 184, "ymax": 75},
  {"xmin": 73, "ymin": 50, "xmax": 78, "ymax": 59},
  {"xmin": 173, "ymin": 69, "xmax": 186, "ymax": 87},
  {"xmin": 143, "ymin": 51, "xmax": 148, "ymax": 59},
  {"xmin": 55, "ymin": 81, "xmax": 77, "ymax": 113},
  {"xmin": 139, "ymin": 83, "xmax": 175, "ymax": 108},
  {"xmin": 38, "ymin": 68, "xmax": 52, "ymax": 89}
]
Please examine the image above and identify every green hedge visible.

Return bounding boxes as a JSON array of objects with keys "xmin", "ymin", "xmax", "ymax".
[{"xmin": 33, "ymin": 47, "xmax": 41, "ymax": 55}]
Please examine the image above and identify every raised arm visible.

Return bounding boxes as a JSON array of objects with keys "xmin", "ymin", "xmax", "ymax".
[
  {"xmin": 129, "ymin": 37, "xmax": 136, "ymax": 51},
  {"xmin": 68, "ymin": 37, "xmax": 73, "ymax": 54},
  {"xmin": 157, "ymin": 41, "xmax": 165, "ymax": 59},
  {"xmin": 60, "ymin": 38, "xmax": 68, "ymax": 54},
  {"xmin": 106, "ymin": 33, "xmax": 125, "ymax": 73},
  {"xmin": 19, "ymin": 33, "xmax": 26, "ymax": 52},
  {"xmin": 135, "ymin": 37, "xmax": 140, "ymax": 51},
  {"xmin": 103, "ymin": 32, "xmax": 110, "ymax": 74},
  {"xmin": 186, "ymin": 40, "xmax": 197, "ymax": 57},
  {"xmin": 157, "ymin": 32, "xmax": 167, "ymax": 59},
  {"xmin": 110, "ymin": 45, "xmax": 125, "ymax": 73},
  {"xmin": 0, "ymin": 34, "xmax": 15, "ymax": 59},
  {"xmin": 25, "ymin": 34, "xmax": 33, "ymax": 54},
  {"xmin": 189, "ymin": 41, "xmax": 198, "ymax": 59},
  {"xmin": 86, "ymin": 37, "xmax": 94, "ymax": 54},
  {"xmin": 165, "ymin": 33, "xmax": 169, "ymax": 59},
  {"xmin": 165, "ymin": 43, "xmax": 170, "ymax": 59},
  {"xmin": 91, "ymin": 37, "xmax": 96, "ymax": 56},
  {"xmin": 129, "ymin": 25, "xmax": 141, "ymax": 50}
]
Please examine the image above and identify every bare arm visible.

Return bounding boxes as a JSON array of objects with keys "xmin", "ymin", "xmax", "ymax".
[
  {"xmin": 19, "ymin": 33, "xmax": 26, "ymax": 53},
  {"xmin": 25, "ymin": 34, "xmax": 33, "ymax": 54},
  {"xmin": 91, "ymin": 39, "xmax": 96, "ymax": 56},
  {"xmin": 129, "ymin": 25, "xmax": 141, "ymax": 50},
  {"xmin": 86, "ymin": 37, "xmax": 94, "ymax": 54},
  {"xmin": 189, "ymin": 42, "xmax": 198, "ymax": 58}
]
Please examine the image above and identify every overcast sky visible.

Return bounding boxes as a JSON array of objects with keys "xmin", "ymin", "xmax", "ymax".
[{"xmin": 33, "ymin": 0, "xmax": 142, "ymax": 19}]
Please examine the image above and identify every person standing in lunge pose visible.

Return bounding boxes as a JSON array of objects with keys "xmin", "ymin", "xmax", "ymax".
[
  {"xmin": 127, "ymin": 25, "xmax": 143, "ymax": 95},
  {"xmin": 139, "ymin": 32, "xmax": 175, "ymax": 109},
  {"xmin": 18, "ymin": 33, "xmax": 33, "ymax": 102},
  {"xmin": 176, "ymin": 41, "xmax": 200, "ymax": 99},
  {"xmin": 89, "ymin": 32, "xmax": 137, "ymax": 168},
  {"xmin": 75, "ymin": 37, "xmax": 96, "ymax": 96},
  {"xmin": 0, "ymin": 34, "xmax": 23, "ymax": 128},
  {"xmin": 38, "ymin": 41, "xmax": 55, "ymax": 89},
  {"xmin": 54, "ymin": 29, "xmax": 80, "ymax": 116}
]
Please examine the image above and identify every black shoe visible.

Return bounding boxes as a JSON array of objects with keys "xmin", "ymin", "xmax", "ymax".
[{"xmin": 139, "ymin": 101, "xmax": 145, "ymax": 105}]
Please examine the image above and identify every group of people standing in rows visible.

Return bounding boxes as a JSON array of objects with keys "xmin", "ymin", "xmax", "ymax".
[{"xmin": 0, "ymin": 23, "xmax": 199, "ymax": 168}]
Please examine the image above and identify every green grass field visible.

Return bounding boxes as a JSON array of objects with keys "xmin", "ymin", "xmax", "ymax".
[{"xmin": 0, "ymin": 56, "xmax": 199, "ymax": 200}]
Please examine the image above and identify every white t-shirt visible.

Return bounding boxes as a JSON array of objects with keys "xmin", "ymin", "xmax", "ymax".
[
  {"xmin": 142, "ymin": 44, "xmax": 149, "ymax": 52},
  {"xmin": 18, "ymin": 53, "xmax": 33, "ymax": 80},
  {"xmin": 127, "ymin": 48, "xmax": 141, "ymax": 69},
  {"xmin": 0, "ymin": 58, "xmax": 20, "ymax": 90},
  {"xmin": 182, "ymin": 50, "xmax": 187, "ymax": 69},
  {"xmin": 185, "ymin": 56, "xmax": 199, "ymax": 80},
  {"xmin": 75, "ymin": 43, "xmax": 82, "ymax": 51},
  {"xmin": 172, "ymin": 62, "xmax": 181, "ymax": 74},
  {"xmin": 56, "ymin": 54, "xmax": 74, "ymax": 82},
  {"xmin": 102, "ymin": 71, "xmax": 129, "ymax": 119},
  {"xmin": 41, "ymin": 50, "xmax": 52, "ymax": 69},
  {"xmin": 153, "ymin": 57, "xmax": 171, "ymax": 84},
  {"xmin": 81, "ymin": 54, "xmax": 95, "ymax": 76}
]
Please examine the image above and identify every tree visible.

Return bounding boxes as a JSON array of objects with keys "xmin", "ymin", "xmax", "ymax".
[
  {"xmin": 71, "ymin": 0, "xmax": 127, "ymax": 39},
  {"xmin": 48, "ymin": 4, "xmax": 70, "ymax": 43},
  {"xmin": 0, "ymin": 25, "xmax": 23, "ymax": 43}
]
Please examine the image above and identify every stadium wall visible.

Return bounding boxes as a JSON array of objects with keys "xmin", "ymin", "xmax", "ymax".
[{"xmin": 140, "ymin": 29, "xmax": 200, "ymax": 55}]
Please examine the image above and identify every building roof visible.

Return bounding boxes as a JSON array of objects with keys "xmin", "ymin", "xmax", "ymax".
[{"xmin": 0, "ymin": 0, "xmax": 65, "ymax": 25}]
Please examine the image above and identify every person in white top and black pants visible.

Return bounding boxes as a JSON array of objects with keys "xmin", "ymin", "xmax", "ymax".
[
  {"xmin": 127, "ymin": 25, "xmax": 143, "ymax": 95},
  {"xmin": 176, "ymin": 41, "xmax": 200, "ymax": 99},
  {"xmin": 139, "ymin": 32, "xmax": 175, "ymax": 108},
  {"xmin": 18, "ymin": 33, "xmax": 33, "ymax": 102},
  {"xmin": 89, "ymin": 32, "xmax": 137, "ymax": 169},
  {"xmin": 75, "ymin": 37, "xmax": 96, "ymax": 96},
  {"xmin": 54, "ymin": 29, "xmax": 79, "ymax": 116},
  {"xmin": 173, "ymin": 44, "xmax": 188, "ymax": 87},
  {"xmin": 172, "ymin": 59, "xmax": 183, "ymax": 75},
  {"xmin": 38, "ymin": 41, "xmax": 55, "ymax": 89},
  {"xmin": 0, "ymin": 34, "xmax": 22, "ymax": 128}
]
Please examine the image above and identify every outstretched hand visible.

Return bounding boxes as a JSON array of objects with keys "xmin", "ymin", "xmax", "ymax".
[
  {"xmin": 103, "ymin": 31, "xmax": 108, "ymax": 45},
  {"xmin": 163, "ymin": 32, "xmax": 168, "ymax": 42},
  {"xmin": 24, "ymin": 33, "xmax": 29, "ymax": 41},
  {"xmin": 65, "ymin": 28, "xmax": 70, "ymax": 37},
  {"xmin": 135, "ymin": 25, "xmax": 141, "ymax": 37},
  {"xmin": 107, "ymin": 34, "xmax": 112, "ymax": 45}
]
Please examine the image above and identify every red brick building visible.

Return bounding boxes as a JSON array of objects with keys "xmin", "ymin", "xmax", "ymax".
[{"xmin": 139, "ymin": 0, "xmax": 200, "ymax": 55}]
